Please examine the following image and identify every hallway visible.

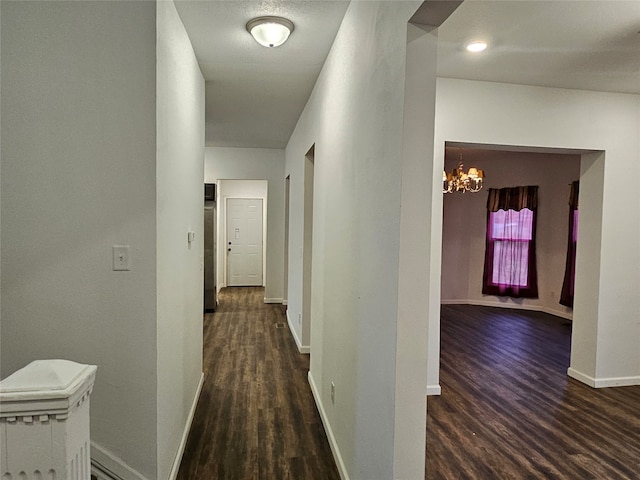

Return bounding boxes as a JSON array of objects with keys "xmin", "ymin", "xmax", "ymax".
[{"xmin": 177, "ymin": 287, "xmax": 340, "ymax": 479}]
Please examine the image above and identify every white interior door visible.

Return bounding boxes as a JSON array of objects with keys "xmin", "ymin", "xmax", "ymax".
[{"xmin": 227, "ymin": 198, "xmax": 263, "ymax": 286}]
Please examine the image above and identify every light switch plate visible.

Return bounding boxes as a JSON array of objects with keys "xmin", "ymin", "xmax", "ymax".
[{"xmin": 112, "ymin": 245, "xmax": 130, "ymax": 271}]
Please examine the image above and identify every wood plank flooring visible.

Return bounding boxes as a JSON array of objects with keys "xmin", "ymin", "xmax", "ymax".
[
  {"xmin": 427, "ymin": 305, "xmax": 640, "ymax": 479},
  {"xmin": 178, "ymin": 291, "xmax": 639, "ymax": 479},
  {"xmin": 177, "ymin": 287, "xmax": 340, "ymax": 480}
]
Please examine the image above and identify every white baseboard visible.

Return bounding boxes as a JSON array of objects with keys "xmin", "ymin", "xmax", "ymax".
[
  {"xmin": 91, "ymin": 373, "xmax": 204, "ymax": 480},
  {"xmin": 446, "ymin": 301, "xmax": 640, "ymax": 389},
  {"xmin": 264, "ymin": 297, "xmax": 284, "ymax": 304},
  {"xmin": 92, "ymin": 442, "xmax": 148, "ymax": 480},
  {"xmin": 286, "ymin": 310, "xmax": 310, "ymax": 354},
  {"xmin": 282, "ymin": 299, "xmax": 288, "ymax": 306},
  {"xmin": 427, "ymin": 384, "xmax": 441, "ymax": 396},
  {"xmin": 568, "ymin": 368, "xmax": 640, "ymax": 388},
  {"xmin": 441, "ymin": 298, "xmax": 573, "ymax": 321},
  {"xmin": 567, "ymin": 368, "xmax": 596, "ymax": 387},
  {"xmin": 308, "ymin": 372, "xmax": 350, "ymax": 480},
  {"xmin": 169, "ymin": 372, "xmax": 205, "ymax": 480}
]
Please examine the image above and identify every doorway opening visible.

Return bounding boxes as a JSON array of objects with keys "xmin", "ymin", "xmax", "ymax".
[
  {"xmin": 441, "ymin": 144, "xmax": 580, "ymax": 318},
  {"xmin": 226, "ymin": 197, "xmax": 264, "ymax": 286},
  {"xmin": 284, "ymin": 175, "xmax": 290, "ymax": 306},
  {"xmin": 301, "ymin": 145, "xmax": 315, "ymax": 354},
  {"xmin": 432, "ymin": 141, "xmax": 606, "ymax": 394},
  {"xmin": 216, "ymin": 179, "xmax": 268, "ymax": 290}
]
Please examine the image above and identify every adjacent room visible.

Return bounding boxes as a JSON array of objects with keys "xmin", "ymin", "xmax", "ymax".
[{"xmin": 431, "ymin": 145, "xmax": 639, "ymax": 477}]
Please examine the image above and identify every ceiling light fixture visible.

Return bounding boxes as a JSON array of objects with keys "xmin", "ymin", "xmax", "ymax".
[
  {"xmin": 443, "ymin": 151, "xmax": 485, "ymax": 194},
  {"xmin": 466, "ymin": 41, "xmax": 488, "ymax": 53},
  {"xmin": 246, "ymin": 16, "xmax": 294, "ymax": 48}
]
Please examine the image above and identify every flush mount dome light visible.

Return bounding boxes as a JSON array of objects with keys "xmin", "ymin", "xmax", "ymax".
[
  {"xmin": 246, "ymin": 16, "xmax": 295, "ymax": 48},
  {"xmin": 466, "ymin": 40, "xmax": 488, "ymax": 53}
]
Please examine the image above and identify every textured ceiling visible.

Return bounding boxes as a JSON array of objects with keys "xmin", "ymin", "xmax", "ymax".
[
  {"xmin": 437, "ymin": 0, "xmax": 640, "ymax": 95},
  {"xmin": 175, "ymin": 0, "xmax": 640, "ymax": 149},
  {"xmin": 174, "ymin": 0, "xmax": 349, "ymax": 148}
]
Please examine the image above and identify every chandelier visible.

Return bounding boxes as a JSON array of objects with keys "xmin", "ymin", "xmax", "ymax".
[{"xmin": 443, "ymin": 162, "xmax": 484, "ymax": 193}]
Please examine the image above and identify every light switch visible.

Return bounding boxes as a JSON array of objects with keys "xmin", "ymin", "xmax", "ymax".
[{"xmin": 112, "ymin": 245, "xmax": 130, "ymax": 271}]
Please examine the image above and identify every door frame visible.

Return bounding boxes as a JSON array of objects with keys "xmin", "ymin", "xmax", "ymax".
[
  {"xmin": 216, "ymin": 178, "xmax": 269, "ymax": 292},
  {"xmin": 217, "ymin": 181, "xmax": 268, "ymax": 290},
  {"xmin": 225, "ymin": 196, "xmax": 265, "ymax": 287}
]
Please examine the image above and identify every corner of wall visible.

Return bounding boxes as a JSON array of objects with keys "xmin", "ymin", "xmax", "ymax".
[
  {"xmin": 308, "ymin": 372, "xmax": 350, "ymax": 480},
  {"xmin": 91, "ymin": 442, "xmax": 149, "ymax": 480},
  {"xmin": 286, "ymin": 310, "xmax": 310, "ymax": 354}
]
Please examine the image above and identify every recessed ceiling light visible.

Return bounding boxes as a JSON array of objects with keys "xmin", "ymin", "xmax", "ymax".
[
  {"xmin": 466, "ymin": 41, "xmax": 488, "ymax": 53},
  {"xmin": 246, "ymin": 16, "xmax": 295, "ymax": 48}
]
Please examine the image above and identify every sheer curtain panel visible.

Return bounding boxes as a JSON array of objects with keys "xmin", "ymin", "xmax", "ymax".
[{"xmin": 482, "ymin": 186, "xmax": 539, "ymax": 298}]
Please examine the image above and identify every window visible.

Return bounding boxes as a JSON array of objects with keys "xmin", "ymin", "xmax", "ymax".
[
  {"xmin": 483, "ymin": 186, "xmax": 538, "ymax": 298},
  {"xmin": 490, "ymin": 208, "xmax": 534, "ymax": 287}
]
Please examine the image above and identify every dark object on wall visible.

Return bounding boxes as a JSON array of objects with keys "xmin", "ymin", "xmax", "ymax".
[
  {"xmin": 204, "ymin": 183, "xmax": 216, "ymax": 201},
  {"xmin": 560, "ymin": 180, "xmax": 579, "ymax": 308},
  {"xmin": 204, "ymin": 201, "xmax": 217, "ymax": 312}
]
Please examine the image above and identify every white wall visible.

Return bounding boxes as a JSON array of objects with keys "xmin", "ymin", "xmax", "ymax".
[
  {"xmin": 441, "ymin": 149, "xmax": 580, "ymax": 319},
  {"xmin": 156, "ymin": 1, "xmax": 205, "ymax": 478},
  {"xmin": 0, "ymin": 0, "xmax": 3, "ymax": 332},
  {"xmin": 1, "ymin": 2, "xmax": 205, "ymax": 478},
  {"xmin": 1, "ymin": 1, "xmax": 158, "ymax": 477},
  {"xmin": 204, "ymin": 147, "xmax": 285, "ymax": 302},
  {"xmin": 394, "ymin": 24, "xmax": 439, "ymax": 477},
  {"xmin": 434, "ymin": 78, "xmax": 640, "ymax": 388},
  {"xmin": 285, "ymin": 2, "xmax": 426, "ymax": 478}
]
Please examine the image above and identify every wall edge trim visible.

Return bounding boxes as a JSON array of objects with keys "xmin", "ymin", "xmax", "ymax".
[
  {"xmin": 264, "ymin": 297, "xmax": 284, "ymax": 304},
  {"xmin": 568, "ymin": 368, "xmax": 640, "ymax": 388},
  {"xmin": 441, "ymin": 298, "xmax": 573, "ymax": 320},
  {"xmin": 91, "ymin": 441, "xmax": 148, "ymax": 480},
  {"xmin": 567, "ymin": 367, "xmax": 596, "ymax": 387},
  {"xmin": 286, "ymin": 310, "xmax": 310, "ymax": 354},
  {"xmin": 308, "ymin": 371, "xmax": 350, "ymax": 480},
  {"xmin": 426, "ymin": 384, "xmax": 441, "ymax": 396},
  {"xmin": 168, "ymin": 372, "xmax": 205, "ymax": 480}
]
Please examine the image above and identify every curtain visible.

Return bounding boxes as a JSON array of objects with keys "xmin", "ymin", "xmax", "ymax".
[
  {"xmin": 560, "ymin": 181, "xmax": 579, "ymax": 307},
  {"xmin": 482, "ymin": 186, "xmax": 539, "ymax": 298}
]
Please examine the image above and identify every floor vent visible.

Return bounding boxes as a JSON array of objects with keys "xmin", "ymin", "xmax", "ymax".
[{"xmin": 275, "ymin": 323, "xmax": 285, "ymax": 329}]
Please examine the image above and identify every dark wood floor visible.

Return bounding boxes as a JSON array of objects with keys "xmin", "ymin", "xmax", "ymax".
[
  {"xmin": 427, "ymin": 304, "xmax": 640, "ymax": 479},
  {"xmin": 178, "ymin": 290, "xmax": 640, "ymax": 479},
  {"xmin": 177, "ymin": 287, "xmax": 340, "ymax": 480}
]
